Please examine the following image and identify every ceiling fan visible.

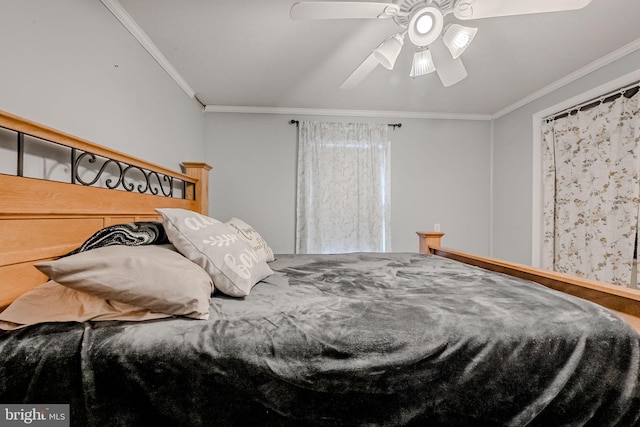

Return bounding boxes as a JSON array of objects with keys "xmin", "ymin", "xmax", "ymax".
[{"xmin": 290, "ymin": 0, "xmax": 593, "ymax": 89}]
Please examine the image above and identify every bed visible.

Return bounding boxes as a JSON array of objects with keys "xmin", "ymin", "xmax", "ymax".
[{"xmin": 1, "ymin": 110, "xmax": 640, "ymax": 426}]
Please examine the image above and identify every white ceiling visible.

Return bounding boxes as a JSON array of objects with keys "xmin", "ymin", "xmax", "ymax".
[{"xmin": 114, "ymin": 0, "xmax": 640, "ymax": 117}]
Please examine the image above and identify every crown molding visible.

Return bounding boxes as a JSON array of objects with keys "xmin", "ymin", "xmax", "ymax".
[
  {"xmin": 100, "ymin": 0, "xmax": 196, "ymax": 99},
  {"xmin": 204, "ymin": 105, "xmax": 491, "ymax": 121},
  {"xmin": 100, "ymin": 0, "xmax": 640, "ymax": 122},
  {"xmin": 492, "ymin": 37, "xmax": 640, "ymax": 119}
]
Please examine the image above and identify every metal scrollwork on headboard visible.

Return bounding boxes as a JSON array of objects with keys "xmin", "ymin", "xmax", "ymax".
[
  {"xmin": 73, "ymin": 151, "xmax": 177, "ymax": 197},
  {"xmin": 1, "ymin": 121, "xmax": 191, "ymax": 200}
]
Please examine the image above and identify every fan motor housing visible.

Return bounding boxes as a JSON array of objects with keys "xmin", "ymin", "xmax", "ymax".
[
  {"xmin": 394, "ymin": 0, "xmax": 456, "ymax": 28},
  {"xmin": 407, "ymin": 6, "xmax": 444, "ymax": 47}
]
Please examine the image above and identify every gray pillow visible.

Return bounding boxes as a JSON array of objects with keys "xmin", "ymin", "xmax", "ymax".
[
  {"xmin": 35, "ymin": 245, "xmax": 213, "ymax": 319},
  {"xmin": 157, "ymin": 208, "xmax": 273, "ymax": 297}
]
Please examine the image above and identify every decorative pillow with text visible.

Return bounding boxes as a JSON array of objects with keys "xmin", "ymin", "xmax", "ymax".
[
  {"xmin": 226, "ymin": 217, "xmax": 275, "ymax": 262},
  {"xmin": 157, "ymin": 208, "xmax": 273, "ymax": 297}
]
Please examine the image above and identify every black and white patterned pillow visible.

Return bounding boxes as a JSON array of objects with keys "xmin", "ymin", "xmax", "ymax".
[{"xmin": 65, "ymin": 222, "xmax": 169, "ymax": 256}]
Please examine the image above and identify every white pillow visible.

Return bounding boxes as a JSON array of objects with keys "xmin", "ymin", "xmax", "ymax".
[
  {"xmin": 225, "ymin": 217, "xmax": 275, "ymax": 262},
  {"xmin": 157, "ymin": 209, "xmax": 273, "ymax": 297}
]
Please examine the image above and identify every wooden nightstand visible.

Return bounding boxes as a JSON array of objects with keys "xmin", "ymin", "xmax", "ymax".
[{"xmin": 416, "ymin": 231, "xmax": 445, "ymax": 254}]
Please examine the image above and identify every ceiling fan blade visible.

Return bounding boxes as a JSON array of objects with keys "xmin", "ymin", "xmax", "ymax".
[
  {"xmin": 340, "ymin": 53, "xmax": 380, "ymax": 89},
  {"xmin": 454, "ymin": 0, "xmax": 592, "ymax": 20},
  {"xmin": 430, "ymin": 39, "xmax": 467, "ymax": 87},
  {"xmin": 290, "ymin": 2, "xmax": 400, "ymax": 20}
]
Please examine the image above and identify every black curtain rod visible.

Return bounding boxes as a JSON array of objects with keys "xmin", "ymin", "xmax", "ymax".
[
  {"xmin": 289, "ymin": 119, "xmax": 402, "ymax": 130},
  {"xmin": 545, "ymin": 83, "xmax": 640, "ymax": 122}
]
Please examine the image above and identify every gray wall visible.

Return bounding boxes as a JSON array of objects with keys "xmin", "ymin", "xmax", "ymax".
[
  {"xmin": 205, "ymin": 113, "xmax": 491, "ymax": 255},
  {"xmin": 492, "ymin": 49, "xmax": 640, "ymax": 265},
  {"xmin": 0, "ymin": 0, "xmax": 205, "ymax": 171},
  {"xmin": 11, "ymin": 0, "xmax": 633, "ymax": 264}
]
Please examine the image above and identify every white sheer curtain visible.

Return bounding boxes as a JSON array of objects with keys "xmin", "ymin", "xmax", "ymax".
[
  {"xmin": 296, "ymin": 121, "xmax": 391, "ymax": 254},
  {"xmin": 541, "ymin": 91, "xmax": 640, "ymax": 286}
]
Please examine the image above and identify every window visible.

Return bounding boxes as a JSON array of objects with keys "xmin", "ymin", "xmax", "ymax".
[{"xmin": 296, "ymin": 121, "xmax": 390, "ymax": 254}]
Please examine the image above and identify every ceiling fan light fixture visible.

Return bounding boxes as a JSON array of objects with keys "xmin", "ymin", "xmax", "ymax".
[
  {"xmin": 373, "ymin": 33, "xmax": 405, "ymax": 70},
  {"xmin": 409, "ymin": 49, "xmax": 436, "ymax": 78},
  {"xmin": 443, "ymin": 24, "xmax": 477, "ymax": 59},
  {"xmin": 415, "ymin": 14, "xmax": 433, "ymax": 34},
  {"xmin": 289, "ymin": 0, "xmax": 595, "ymax": 90},
  {"xmin": 430, "ymin": 38, "xmax": 468, "ymax": 87},
  {"xmin": 407, "ymin": 7, "xmax": 443, "ymax": 47}
]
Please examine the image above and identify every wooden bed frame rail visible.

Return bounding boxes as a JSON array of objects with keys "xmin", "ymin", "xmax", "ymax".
[
  {"xmin": 0, "ymin": 110, "xmax": 211, "ymax": 310},
  {"xmin": 417, "ymin": 232, "xmax": 640, "ymax": 332}
]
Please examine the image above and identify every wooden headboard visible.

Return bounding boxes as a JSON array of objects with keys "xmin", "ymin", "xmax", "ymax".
[{"xmin": 0, "ymin": 110, "xmax": 211, "ymax": 309}]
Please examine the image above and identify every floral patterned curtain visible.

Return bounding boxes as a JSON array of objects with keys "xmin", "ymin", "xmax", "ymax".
[
  {"xmin": 296, "ymin": 121, "xmax": 391, "ymax": 254},
  {"xmin": 541, "ymin": 91, "xmax": 640, "ymax": 286}
]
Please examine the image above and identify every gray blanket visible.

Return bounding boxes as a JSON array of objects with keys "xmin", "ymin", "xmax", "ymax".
[{"xmin": 1, "ymin": 253, "xmax": 639, "ymax": 426}]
